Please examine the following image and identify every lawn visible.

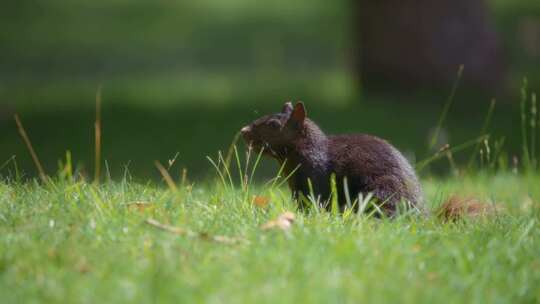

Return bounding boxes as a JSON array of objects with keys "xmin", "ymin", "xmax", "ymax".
[
  {"xmin": 1, "ymin": 0, "xmax": 540, "ymax": 302},
  {"xmin": 0, "ymin": 170, "xmax": 539, "ymax": 303}
]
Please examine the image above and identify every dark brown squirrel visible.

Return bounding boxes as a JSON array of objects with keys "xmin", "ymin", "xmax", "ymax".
[
  {"xmin": 240, "ymin": 101, "xmax": 424, "ymax": 216},
  {"xmin": 240, "ymin": 101, "xmax": 496, "ymax": 219}
]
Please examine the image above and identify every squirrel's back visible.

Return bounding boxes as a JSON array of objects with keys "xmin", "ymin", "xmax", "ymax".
[{"xmin": 327, "ymin": 134, "xmax": 424, "ymax": 213}]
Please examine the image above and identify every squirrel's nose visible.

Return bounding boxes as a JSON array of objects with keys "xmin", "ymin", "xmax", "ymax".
[{"xmin": 241, "ymin": 126, "xmax": 251, "ymax": 135}]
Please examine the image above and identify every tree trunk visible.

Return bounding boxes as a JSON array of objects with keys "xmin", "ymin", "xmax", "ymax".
[{"xmin": 355, "ymin": 0, "xmax": 505, "ymax": 92}]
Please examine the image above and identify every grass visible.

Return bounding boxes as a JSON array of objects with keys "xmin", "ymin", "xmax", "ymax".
[
  {"xmin": 1, "ymin": 84, "xmax": 538, "ymax": 302},
  {"xmin": 0, "ymin": 171, "xmax": 539, "ymax": 303},
  {"xmin": 1, "ymin": 1, "xmax": 539, "ymax": 301},
  {"xmin": 1, "ymin": 72, "xmax": 538, "ymax": 302}
]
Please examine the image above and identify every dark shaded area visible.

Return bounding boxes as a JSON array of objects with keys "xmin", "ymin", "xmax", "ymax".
[
  {"xmin": 0, "ymin": 97, "xmax": 522, "ymax": 181},
  {"xmin": 356, "ymin": 0, "xmax": 505, "ymax": 92},
  {"xmin": 0, "ymin": 1, "xmax": 538, "ymax": 181}
]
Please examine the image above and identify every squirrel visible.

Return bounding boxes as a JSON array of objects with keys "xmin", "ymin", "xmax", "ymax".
[
  {"xmin": 241, "ymin": 101, "xmax": 423, "ymax": 216},
  {"xmin": 240, "ymin": 101, "xmax": 494, "ymax": 219}
]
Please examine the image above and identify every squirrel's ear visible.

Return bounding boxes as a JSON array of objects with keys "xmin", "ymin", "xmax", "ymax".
[
  {"xmin": 290, "ymin": 101, "xmax": 306, "ymax": 125},
  {"xmin": 282, "ymin": 102, "xmax": 293, "ymax": 115}
]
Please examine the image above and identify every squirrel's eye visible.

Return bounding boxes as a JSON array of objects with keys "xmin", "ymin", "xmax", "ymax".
[{"xmin": 268, "ymin": 120, "xmax": 281, "ymax": 129}]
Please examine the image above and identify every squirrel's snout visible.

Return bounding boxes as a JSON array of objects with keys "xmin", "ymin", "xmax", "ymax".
[
  {"xmin": 240, "ymin": 126, "xmax": 252, "ymax": 136},
  {"xmin": 240, "ymin": 125, "xmax": 254, "ymax": 142}
]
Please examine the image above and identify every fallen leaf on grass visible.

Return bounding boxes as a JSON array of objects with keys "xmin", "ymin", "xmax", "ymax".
[
  {"xmin": 145, "ymin": 218, "xmax": 247, "ymax": 245},
  {"xmin": 126, "ymin": 201, "xmax": 152, "ymax": 213},
  {"xmin": 437, "ymin": 196, "xmax": 504, "ymax": 221},
  {"xmin": 76, "ymin": 257, "xmax": 91, "ymax": 274},
  {"xmin": 261, "ymin": 212, "xmax": 296, "ymax": 231},
  {"xmin": 252, "ymin": 195, "xmax": 270, "ymax": 208},
  {"xmin": 411, "ymin": 244, "xmax": 422, "ymax": 253},
  {"xmin": 47, "ymin": 248, "xmax": 57, "ymax": 258}
]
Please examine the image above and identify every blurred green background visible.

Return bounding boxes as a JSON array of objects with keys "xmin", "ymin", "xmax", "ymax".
[{"xmin": 0, "ymin": 0, "xmax": 539, "ymax": 180}]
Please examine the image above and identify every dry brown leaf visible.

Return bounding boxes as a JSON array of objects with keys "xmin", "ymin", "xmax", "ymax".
[
  {"xmin": 437, "ymin": 196, "xmax": 504, "ymax": 221},
  {"xmin": 76, "ymin": 257, "xmax": 91, "ymax": 274},
  {"xmin": 261, "ymin": 212, "xmax": 296, "ymax": 231},
  {"xmin": 253, "ymin": 195, "xmax": 270, "ymax": 208},
  {"xmin": 127, "ymin": 201, "xmax": 152, "ymax": 213},
  {"xmin": 411, "ymin": 244, "xmax": 421, "ymax": 254},
  {"xmin": 47, "ymin": 248, "xmax": 57, "ymax": 259}
]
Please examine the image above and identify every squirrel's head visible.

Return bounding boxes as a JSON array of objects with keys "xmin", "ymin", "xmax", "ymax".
[{"xmin": 240, "ymin": 101, "xmax": 306, "ymax": 158}]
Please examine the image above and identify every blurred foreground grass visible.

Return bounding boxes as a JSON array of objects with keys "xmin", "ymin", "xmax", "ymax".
[
  {"xmin": 2, "ymin": 2, "xmax": 540, "ymax": 303},
  {"xmin": 0, "ymin": 173, "xmax": 539, "ymax": 303}
]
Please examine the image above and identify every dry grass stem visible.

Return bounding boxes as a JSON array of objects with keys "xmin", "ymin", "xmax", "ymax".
[
  {"xmin": 94, "ymin": 85, "xmax": 102, "ymax": 184},
  {"xmin": 155, "ymin": 161, "xmax": 178, "ymax": 192},
  {"xmin": 145, "ymin": 218, "xmax": 247, "ymax": 245},
  {"xmin": 14, "ymin": 114, "xmax": 47, "ymax": 182}
]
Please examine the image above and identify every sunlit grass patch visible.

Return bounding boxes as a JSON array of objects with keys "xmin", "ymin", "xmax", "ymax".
[{"xmin": 0, "ymin": 168, "xmax": 539, "ymax": 303}]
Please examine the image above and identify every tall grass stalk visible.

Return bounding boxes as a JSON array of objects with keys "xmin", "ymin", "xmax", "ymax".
[
  {"xmin": 0, "ymin": 156, "xmax": 16, "ymax": 172},
  {"xmin": 520, "ymin": 78, "xmax": 531, "ymax": 169},
  {"xmin": 233, "ymin": 146, "xmax": 245, "ymax": 190},
  {"xmin": 531, "ymin": 93, "xmax": 537, "ymax": 169},
  {"xmin": 330, "ymin": 173, "xmax": 339, "ymax": 215},
  {"xmin": 248, "ymin": 147, "xmax": 265, "ymax": 186},
  {"xmin": 242, "ymin": 145, "xmax": 253, "ymax": 188},
  {"xmin": 274, "ymin": 164, "xmax": 300, "ymax": 189},
  {"xmin": 343, "ymin": 177, "xmax": 352, "ymax": 210},
  {"xmin": 14, "ymin": 114, "xmax": 48, "ymax": 183},
  {"xmin": 63, "ymin": 150, "xmax": 73, "ymax": 180},
  {"xmin": 94, "ymin": 85, "xmax": 102, "ymax": 185},
  {"xmin": 490, "ymin": 137, "xmax": 506, "ymax": 171},
  {"xmin": 154, "ymin": 161, "xmax": 178, "ymax": 192},
  {"xmin": 429, "ymin": 65, "xmax": 464, "ymax": 151},
  {"xmin": 207, "ymin": 155, "xmax": 229, "ymax": 190},
  {"xmin": 181, "ymin": 168, "xmax": 188, "ymax": 187},
  {"xmin": 416, "ymin": 135, "xmax": 488, "ymax": 172},
  {"xmin": 267, "ymin": 159, "xmax": 288, "ymax": 189},
  {"xmin": 467, "ymin": 98, "xmax": 496, "ymax": 170},
  {"xmin": 223, "ymin": 131, "xmax": 241, "ymax": 173},
  {"xmin": 218, "ymin": 151, "xmax": 235, "ymax": 190}
]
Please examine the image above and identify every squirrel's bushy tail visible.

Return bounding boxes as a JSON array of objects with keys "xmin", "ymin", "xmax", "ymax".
[{"xmin": 435, "ymin": 196, "xmax": 501, "ymax": 221}]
